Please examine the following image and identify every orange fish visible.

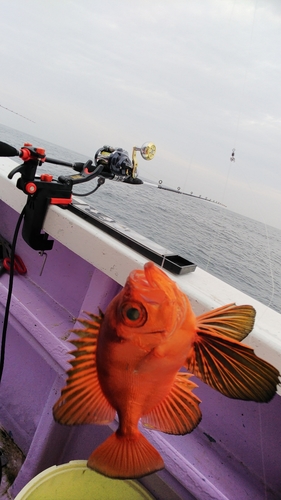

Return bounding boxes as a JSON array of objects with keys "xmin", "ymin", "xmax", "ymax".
[{"xmin": 53, "ymin": 262, "xmax": 280, "ymax": 479}]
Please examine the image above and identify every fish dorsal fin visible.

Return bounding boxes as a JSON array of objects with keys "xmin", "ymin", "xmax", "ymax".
[
  {"xmin": 185, "ymin": 331, "xmax": 280, "ymax": 402},
  {"xmin": 53, "ymin": 312, "xmax": 116, "ymax": 425},
  {"xmin": 196, "ymin": 303, "xmax": 256, "ymax": 341},
  {"xmin": 141, "ymin": 372, "xmax": 201, "ymax": 435}
]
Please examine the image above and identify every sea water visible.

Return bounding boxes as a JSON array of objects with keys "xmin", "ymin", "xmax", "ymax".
[{"xmin": 1, "ymin": 123, "xmax": 280, "ymax": 314}]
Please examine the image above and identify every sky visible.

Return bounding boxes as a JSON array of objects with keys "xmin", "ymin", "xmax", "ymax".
[{"xmin": 1, "ymin": 0, "xmax": 281, "ymax": 229}]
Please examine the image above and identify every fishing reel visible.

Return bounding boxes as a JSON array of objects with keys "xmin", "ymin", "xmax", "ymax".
[
  {"xmin": 94, "ymin": 146, "xmax": 132, "ymax": 179},
  {"xmin": 94, "ymin": 142, "xmax": 156, "ymax": 183}
]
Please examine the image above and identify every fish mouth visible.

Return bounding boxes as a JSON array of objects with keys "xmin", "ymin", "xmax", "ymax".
[
  {"xmin": 127, "ymin": 262, "xmax": 177, "ymax": 306},
  {"xmin": 129, "ymin": 263, "xmax": 168, "ymax": 289},
  {"xmin": 143, "ymin": 262, "xmax": 172, "ymax": 288},
  {"xmin": 129, "ymin": 263, "xmax": 163, "ymax": 287},
  {"xmin": 129, "ymin": 270, "xmax": 149, "ymax": 287}
]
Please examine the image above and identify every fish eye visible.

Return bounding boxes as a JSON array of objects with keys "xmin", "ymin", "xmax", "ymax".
[
  {"xmin": 126, "ymin": 307, "xmax": 140, "ymax": 320},
  {"xmin": 121, "ymin": 302, "xmax": 147, "ymax": 327}
]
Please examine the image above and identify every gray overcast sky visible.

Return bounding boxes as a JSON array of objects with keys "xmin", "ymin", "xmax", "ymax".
[{"xmin": 1, "ymin": 0, "xmax": 281, "ymax": 228}]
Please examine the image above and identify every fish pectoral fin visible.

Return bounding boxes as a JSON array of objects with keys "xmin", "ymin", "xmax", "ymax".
[
  {"xmin": 88, "ymin": 431, "xmax": 164, "ymax": 479},
  {"xmin": 196, "ymin": 303, "xmax": 256, "ymax": 341},
  {"xmin": 141, "ymin": 372, "xmax": 201, "ymax": 435},
  {"xmin": 53, "ymin": 314, "xmax": 115, "ymax": 425},
  {"xmin": 185, "ymin": 332, "xmax": 280, "ymax": 402}
]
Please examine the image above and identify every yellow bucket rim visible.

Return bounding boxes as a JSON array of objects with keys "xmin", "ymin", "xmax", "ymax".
[{"xmin": 14, "ymin": 460, "xmax": 155, "ymax": 500}]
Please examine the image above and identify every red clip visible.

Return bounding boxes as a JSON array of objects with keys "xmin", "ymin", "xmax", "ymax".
[
  {"xmin": 20, "ymin": 145, "xmax": 46, "ymax": 162},
  {"xmin": 25, "ymin": 182, "xmax": 37, "ymax": 194},
  {"xmin": 20, "ymin": 148, "xmax": 32, "ymax": 161},
  {"xmin": 40, "ymin": 174, "xmax": 53, "ymax": 182},
  {"xmin": 50, "ymin": 197, "xmax": 72, "ymax": 205},
  {"xmin": 35, "ymin": 147, "xmax": 45, "ymax": 156}
]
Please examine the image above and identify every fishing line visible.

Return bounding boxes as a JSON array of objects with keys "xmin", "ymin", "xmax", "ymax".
[
  {"xmin": 0, "ymin": 206, "xmax": 26, "ymax": 383},
  {"xmin": 158, "ymin": 0, "xmax": 243, "ymax": 275},
  {"xmin": 142, "ymin": 1, "xmax": 243, "ymax": 273},
  {"xmin": 0, "ymin": 104, "xmax": 35, "ymax": 124},
  {"xmin": 180, "ymin": 0, "xmax": 243, "ymax": 198},
  {"xmin": 204, "ymin": 0, "xmax": 258, "ymax": 273},
  {"xmin": 227, "ymin": 1, "xmax": 257, "ymax": 137},
  {"xmin": 209, "ymin": 4, "xmax": 273, "ymax": 495}
]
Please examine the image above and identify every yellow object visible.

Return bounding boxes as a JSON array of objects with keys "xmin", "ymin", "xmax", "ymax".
[
  {"xmin": 14, "ymin": 460, "xmax": 155, "ymax": 500},
  {"xmin": 131, "ymin": 142, "xmax": 156, "ymax": 177},
  {"xmin": 140, "ymin": 142, "xmax": 156, "ymax": 160}
]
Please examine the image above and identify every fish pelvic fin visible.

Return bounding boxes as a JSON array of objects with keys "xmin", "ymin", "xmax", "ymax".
[
  {"xmin": 141, "ymin": 372, "xmax": 201, "ymax": 434},
  {"xmin": 88, "ymin": 431, "xmax": 164, "ymax": 479},
  {"xmin": 185, "ymin": 330, "xmax": 280, "ymax": 402},
  {"xmin": 196, "ymin": 303, "xmax": 256, "ymax": 341},
  {"xmin": 53, "ymin": 312, "xmax": 116, "ymax": 425}
]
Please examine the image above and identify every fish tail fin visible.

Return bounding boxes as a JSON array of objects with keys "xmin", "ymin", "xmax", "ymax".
[{"xmin": 88, "ymin": 431, "xmax": 164, "ymax": 479}]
